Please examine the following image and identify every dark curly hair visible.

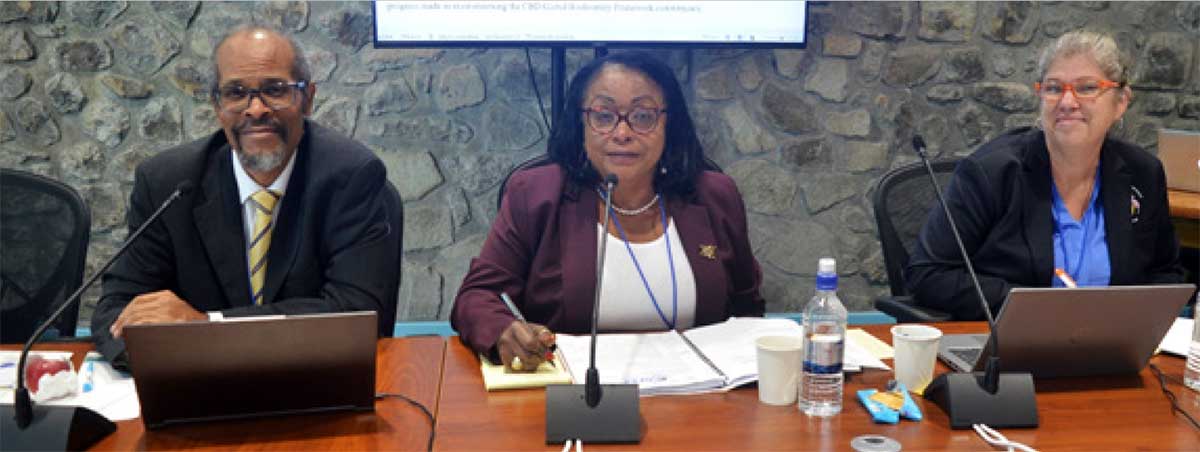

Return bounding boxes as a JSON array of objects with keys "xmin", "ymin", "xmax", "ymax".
[{"xmin": 546, "ymin": 51, "xmax": 708, "ymax": 198}]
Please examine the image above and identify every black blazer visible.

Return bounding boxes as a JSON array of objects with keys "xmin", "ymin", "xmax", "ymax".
[
  {"xmin": 93, "ymin": 120, "xmax": 401, "ymax": 363},
  {"xmin": 905, "ymin": 127, "xmax": 1184, "ymax": 320}
]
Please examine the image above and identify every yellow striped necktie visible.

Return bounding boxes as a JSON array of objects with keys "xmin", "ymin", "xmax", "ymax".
[{"xmin": 248, "ymin": 189, "xmax": 279, "ymax": 306}]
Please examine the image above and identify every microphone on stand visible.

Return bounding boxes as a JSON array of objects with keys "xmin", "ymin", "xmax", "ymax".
[
  {"xmin": 3, "ymin": 181, "xmax": 194, "ymax": 451},
  {"xmin": 545, "ymin": 173, "xmax": 641, "ymax": 444},
  {"xmin": 909, "ymin": 136, "xmax": 1038, "ymax": 429}
]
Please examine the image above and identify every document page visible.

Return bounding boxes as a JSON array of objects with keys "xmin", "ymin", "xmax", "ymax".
[
  {"xmin": 556, "ymin": 331, "xmax": 725, "ymax": 395},
  {"xmin": 681, "ymin": 317, "xmax": 803, "ymax": 388}
]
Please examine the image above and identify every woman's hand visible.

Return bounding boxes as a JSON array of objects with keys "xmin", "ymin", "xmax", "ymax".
[{"xmin": 497, "ymin": 320, "xmax": 556, "ymax": 373}]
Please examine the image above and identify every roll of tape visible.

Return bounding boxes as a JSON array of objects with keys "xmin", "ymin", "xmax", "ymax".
[{"xmin": 850, "ymin": 435, "xmax": 901, "ymax": 452}]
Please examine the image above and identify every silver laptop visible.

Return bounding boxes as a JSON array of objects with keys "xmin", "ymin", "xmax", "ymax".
[
  {"xmin": 1158, "ymin": 128, "xmax": 1200, "ymax": 192},
  {"xmin": 937, "ymin": 285, "xmax": 1195, "ymax": 378},
  {"xmin": 123, "ymin": 311, "xmax": 378, "ymax": 428}
]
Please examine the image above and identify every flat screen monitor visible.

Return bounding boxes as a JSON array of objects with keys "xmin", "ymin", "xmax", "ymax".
[{"xmin": 374, "ymin": 1, "xmax": 807, "ymax": 48}]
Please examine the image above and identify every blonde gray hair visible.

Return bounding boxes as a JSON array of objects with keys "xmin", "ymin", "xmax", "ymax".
[{"xmin": 1037, "ymin": 30, "xmax": 1130, "ymax": 87}]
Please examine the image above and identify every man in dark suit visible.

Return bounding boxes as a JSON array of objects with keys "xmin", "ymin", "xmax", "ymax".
[{"xmin": 92, "ymin": 26, "xmax": 401, "ymax": 365}]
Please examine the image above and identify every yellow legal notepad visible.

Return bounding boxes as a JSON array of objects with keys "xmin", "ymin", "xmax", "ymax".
[{"xmin": 479, "ymin": 352, "xmax": 573, "ymax": 391}]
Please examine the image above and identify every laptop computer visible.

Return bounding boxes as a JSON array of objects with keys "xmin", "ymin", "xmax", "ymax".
[
  {"xmin": 1157, "ymin": 128, "xmax": 1200, "ymax": 193},
  {"xmin": 937, "ymin": 285, "xmax": 1195, "ymax": 378},
  {"xmin": 123, "ymin": 311, "xmax": 378, "ymax": 428}
]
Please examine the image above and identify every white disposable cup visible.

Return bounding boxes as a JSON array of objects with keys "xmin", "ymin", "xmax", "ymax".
[
  {"xmin": 755, "ymin": 335, "xmax": 804, "ymax": 405},
  {"xmin": 891, "ymin": 324, "xmax": 943, "ymax": 393}
]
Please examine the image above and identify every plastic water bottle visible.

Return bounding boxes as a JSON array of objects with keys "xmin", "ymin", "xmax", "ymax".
[
  {"xmin": 799, "ymin": 257, "xmax": 848, "ymax": 417},
  {"xmin": 1186, "ymin": 300, "xmax": 1200, "ymax": 392}
]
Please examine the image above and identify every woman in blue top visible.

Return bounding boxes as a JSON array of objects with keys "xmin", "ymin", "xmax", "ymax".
[{"xmin": 905, "ymin": 30, "xmax": 1185, "ymax": 320}]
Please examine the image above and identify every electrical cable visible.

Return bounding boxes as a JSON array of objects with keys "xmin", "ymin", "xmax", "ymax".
[
  {"xmin": 377, "ymin": 392, "xmax": 436, "ymax": 451},
  {"xmin": 524, "ymin": 47, "xmax": 552, "ymax": 131},
  {"xmin": 1148, "ymin": 363, "xmax": 1200, "ymax": 431},
  {"xmin": 972, "ymin": 423, "xmax": 1038, "ymax": 452}
]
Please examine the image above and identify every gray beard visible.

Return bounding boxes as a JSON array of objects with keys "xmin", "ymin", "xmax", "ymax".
[{"xmin": 236, "ymin": 146, "xmax": 288, "ymax": 174}]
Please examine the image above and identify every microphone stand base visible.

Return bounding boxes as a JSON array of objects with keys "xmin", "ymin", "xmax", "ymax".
[
  {"xmin": 1, "ymin": 404, "xmax": 116, "ymax": 451},
  {"xmin": 545, "ymin": 383, "xmax": 641, "ymax": 444},
  {"xmin": 924, "ymin": 371, "xmax": 1039, "ymax": 429}
]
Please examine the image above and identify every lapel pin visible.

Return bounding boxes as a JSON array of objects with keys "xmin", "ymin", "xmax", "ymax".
[
  {"xmin": 1130, "ymin": 185, "xmax": 1142, "ymax": 224},
  {"xmin": 699, "ymin": 244, "xmax": 717, "ymax": 260}
]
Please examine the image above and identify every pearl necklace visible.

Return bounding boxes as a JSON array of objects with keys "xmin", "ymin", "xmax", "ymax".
[{"xmin": 596, "ymin": 188, "xmax": 660, "ymax": 216}]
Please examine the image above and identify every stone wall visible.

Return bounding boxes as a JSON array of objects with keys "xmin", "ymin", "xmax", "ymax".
[{"xmin": 2, "ymin": 2, "xmax": 1198, "ymax": 325}]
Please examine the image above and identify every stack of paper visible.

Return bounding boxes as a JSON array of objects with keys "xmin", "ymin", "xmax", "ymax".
[{"xmin": 1158, "ymin": 318, "xmax": 1195, "ymax": 357}]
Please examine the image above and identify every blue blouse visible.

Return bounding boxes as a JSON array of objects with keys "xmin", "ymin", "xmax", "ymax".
[{"xmin": 1050, "ymin": 170, "xmax": 1111, "ymax": 287}]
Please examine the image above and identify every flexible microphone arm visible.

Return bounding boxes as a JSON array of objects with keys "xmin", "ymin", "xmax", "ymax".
[
  {"xmin": 586, "ymin": 173, "xmax": 618, "ymax": 408},
  {"xmin": 911, "ymin": 136, "xmax": 1002, "ymax": 393},
  {"xmin": 14, "ymin": 181, "xmax": 194, "ymax": 428}
]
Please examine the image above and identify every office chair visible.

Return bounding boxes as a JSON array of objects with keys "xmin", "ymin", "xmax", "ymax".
[
  {"xmin": 871, "ymin": 159, "xmax": 959, "ymax": 323},
  {"xmin": 1, "ymin": 169, "xmax": 91, "ymax": 342},
  {"xmin": 381, "ymin": 181, "xmax": 404, "ymax": 337},
  {"xmin": 495, "ymin": 155, "xmax": 726, "ymax": 210}
]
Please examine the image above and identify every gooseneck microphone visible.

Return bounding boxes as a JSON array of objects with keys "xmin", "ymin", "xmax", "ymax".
[
  {"xmin": 586, "ymin": 173, "xmax": 618, "ymax": 407},
  {"xmin": 910, "ymin": 136, "xmax": 1038, "ymax": 429},
  {"xmin": 4, "ymin": 181, "xmax": 193, "ymax": 451},
  {"xmin": 544, "ymin": 173, "xmax": 641, "ymax": 444},
  {"xmin": 911, "ymin": 135, "xmax": 1002, "ymax": 386}
]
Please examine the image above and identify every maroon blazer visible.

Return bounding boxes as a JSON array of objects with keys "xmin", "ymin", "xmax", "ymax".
[{"xmin": 451, "ymin": 163, "xmax": 766, "ymax": 356}]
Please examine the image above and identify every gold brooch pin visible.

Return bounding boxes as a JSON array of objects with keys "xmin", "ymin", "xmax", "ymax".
[{"xmin": 699, "ymin": 244, "xmax": 717, "ymax": 260}]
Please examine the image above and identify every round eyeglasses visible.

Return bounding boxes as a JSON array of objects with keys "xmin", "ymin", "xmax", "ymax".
[
  {"xmin": 1033, "ymin": 78, "xmax": 1122, "ymax": 103},
  {"xmin": 214, "ymin": 80, "xmax": 309, "ymax": 113},
  {"xmin": 582, "ymin": 107, "xmax": 667, "ymax": 134}
]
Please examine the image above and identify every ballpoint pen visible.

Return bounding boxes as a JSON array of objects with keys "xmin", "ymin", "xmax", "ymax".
[
  {"xmin": 499, "ymin": 292, "xmax": 557, "ymax": 363},
  {"xmin": 1054, "ymin": 268, "xmax": 1078, "ymax": 288}
]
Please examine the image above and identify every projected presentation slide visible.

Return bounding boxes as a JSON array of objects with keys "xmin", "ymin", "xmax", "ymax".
[{"xmin": 375, "ymin": 1, "xmax": 807, "ymax": 46}]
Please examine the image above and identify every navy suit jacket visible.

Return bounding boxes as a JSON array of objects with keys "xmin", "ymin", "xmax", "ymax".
[
  {"xmin": 93, "ymin": 120, "xmax": 401, "ymax": 364},
  {"xmin": 450, "ymin": 163, "xmax": 766, "ymax": 357},
  {"xmin": 905, "ymin": 127, "xmax": 1184, "ymax": 320}
]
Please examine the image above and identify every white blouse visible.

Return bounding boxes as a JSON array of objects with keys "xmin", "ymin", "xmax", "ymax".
[{"xmin": 595, "ymin": 219, "xmax": 697, "ymax": 331}]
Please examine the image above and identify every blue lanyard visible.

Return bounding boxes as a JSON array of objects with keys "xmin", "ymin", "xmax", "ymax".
[{"xmin": 601, "ymin": 191, "xmax": 677, "ymax": 330}]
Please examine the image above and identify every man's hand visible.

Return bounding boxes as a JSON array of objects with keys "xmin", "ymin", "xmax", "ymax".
[
  {"xmin": 110, "ymin": 290, "xmax": 206, "ymax": 338},
  {"xmin": 497, "ymin": 320, "xmax": 556, "ymax": 373}
]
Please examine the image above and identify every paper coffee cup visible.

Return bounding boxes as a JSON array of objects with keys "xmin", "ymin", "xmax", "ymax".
[
  {"xmin": 755, "ymin": 335, "xmax": 803, "ymax": 405},
  {"xmin": 891, "ymin": 324, "xmax": 943, "ymax": 394}
]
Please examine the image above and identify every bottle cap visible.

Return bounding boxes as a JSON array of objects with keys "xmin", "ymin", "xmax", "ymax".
[{"xmin": 818, "ymin": 257, "xmax": 836, "ymax": 274}]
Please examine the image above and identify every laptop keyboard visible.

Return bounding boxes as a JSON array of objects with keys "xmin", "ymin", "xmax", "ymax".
[{"xmin": 949, "ymin": 347, "xmax": 982, "ymax": 364}]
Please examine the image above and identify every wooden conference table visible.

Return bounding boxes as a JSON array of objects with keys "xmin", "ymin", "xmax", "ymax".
[
  {"xmin": 7, "ymin": 323, "xmax": 1198, "ymax": 450},
  {"xmin": 1168, "ymin": 189, "xmax": 1200, "ymax": 249},
  {"xmin": 437, "ymin": 322, "xmax": 1200, "ymax": 450}
]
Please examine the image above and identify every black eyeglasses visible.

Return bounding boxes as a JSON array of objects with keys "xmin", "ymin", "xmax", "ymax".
[
  {"xmin": 581, "ymin": 106, "xmax": 667, "ymax": 134},
  {"xmin": 214, "ymin": 80, "xmax": 308, "ymax": 113}
]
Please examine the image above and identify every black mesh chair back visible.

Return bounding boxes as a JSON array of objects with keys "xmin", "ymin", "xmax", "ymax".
[
  {"xmin": 1, "ymin": 169, "xmax": 91, "ymax": 342},
  {"xmin": 496, "ymin": 155, "xmax": 555, "ymax": 210},
  {"xmin": 872, "ymin": 159, "xmax": 959, "ymax": 322},
  {"xmin": 874, "ymin": 158, "xmax": 960, "ymax": 295},
  {"xmin": 496, "ymin": 155, "xmax": 725, "ymax": 210}
]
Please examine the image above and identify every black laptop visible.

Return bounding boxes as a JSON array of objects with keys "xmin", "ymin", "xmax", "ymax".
[{"xmin": 123, "ymin": 311, "xmax": 378, "ymax": 428}]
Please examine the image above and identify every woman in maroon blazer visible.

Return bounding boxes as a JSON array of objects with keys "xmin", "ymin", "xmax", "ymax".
[{"xmin": 451, "ymin": 52, "xmax": 765, "ymax": 370}]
